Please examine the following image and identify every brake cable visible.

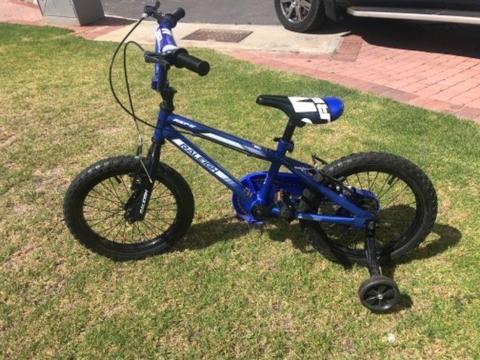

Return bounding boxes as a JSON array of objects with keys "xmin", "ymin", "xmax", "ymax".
[{"xmin": 108, "ymin": 16, "xmax": 161, "ymax": 160}]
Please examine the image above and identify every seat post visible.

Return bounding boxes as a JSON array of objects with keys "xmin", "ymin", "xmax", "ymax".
[{"xmin": 281, "ymin": 119, "xmax": 297, "ymax": 143}]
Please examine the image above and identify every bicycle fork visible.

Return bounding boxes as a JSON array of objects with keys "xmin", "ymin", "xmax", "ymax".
[{"xmin": 125, "ymin": 140, "xmax": 162, "ymax": 223}]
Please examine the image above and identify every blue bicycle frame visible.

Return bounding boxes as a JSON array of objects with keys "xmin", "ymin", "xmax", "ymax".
[{"xmin": 150, "ymin": 18, "xmax": 373, "ymax": 229}]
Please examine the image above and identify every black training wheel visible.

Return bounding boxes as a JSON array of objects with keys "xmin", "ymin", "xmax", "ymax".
[{"xmin": 358, "ymin": 275, "xmax": 400, "ymax": 313}]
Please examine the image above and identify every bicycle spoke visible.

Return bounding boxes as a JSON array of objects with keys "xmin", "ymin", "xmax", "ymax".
[
  {"xmin": 354, "ymin": 173, "xmax": 365, "ymax": 190},
  {"xmin": 147, "ymin": 211, "xmax": 176, "ymax": 219},
  {"xmin": 111, "ymin": 219, "xmax": 127, "ymax": 243},
  {"xmin": 134, "ymin": 223, "xmax": 150, "ymax": 241},
  {"xmin": 143, "ymin": 218, "xmax": 166, "ymax": 233},
  {"xmin": 148, "ymin": 200, "xmax": 177, "ymax": 207},
  {"xmin": 88, "ymin": 190, "xmax": 122, "ymax": 205},
  {"xmin": 103, "ymin": 217, "xmax": 126, "ymax": 239},
  {"xmin": 146, "ymin": 207, "xmax": 177, "ymax": 213},
  {"xmin": 377, "ymin": 176, "xmax": 400, "ymax": 201},
  {"xmin": 374, "ymin": 174, "xmax": 391, "ymax": 201},
  {"xmin": 150, "ymin": 191, "xmax": 171, "ymax": 201},
  {"xmin": 118, "ymin": 175, "xmax": 132, "ymax": 196},
  {"xmin": 382, "ymin": 184, "xmax": 410, "ymax": 208},
  {"xmin": 108, "ymin": 177, "xmax": 124, "ymax": 203},
  {"xmin": 83, "ymin": 203, "xmax": 119, "ymax": 214},
  {"xmin": 369, "ymin": 171, "xmax": 380, "ymax": 191},
  {"xmin": 151, "ymin": 215, "xmax": 175, "ymax": 227},
  {"xmin": 86, "ymin": 211, "xmax": 122, "ymax": 227},
  {"xmin": 366, "ymin": 171, "xmax": 371, "ymax": 190},
  {"xmin": 100, "ymin": 181, "xmax": 123, "ymax": 204},
  {"xmin": 120, "ymin": 222, "xmax": 128, "ymax": 243}
]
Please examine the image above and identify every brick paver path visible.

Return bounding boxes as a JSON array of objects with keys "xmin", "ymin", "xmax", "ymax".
[
  {"xmin": 230, "ymin": 21, "xmax": 480, "ymax": 123},
  {"xmin": 0, "ymin": 0, "xmax": 42, "ymax": 24}
]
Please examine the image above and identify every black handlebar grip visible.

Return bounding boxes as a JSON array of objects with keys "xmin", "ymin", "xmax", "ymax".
[
  {"xmin": 171, "ymin": 8, "xmax": 186, "ymax": 23},
  {"xmin": 175, "ymin": 51, "xmax": 210, "ymax": 76}
]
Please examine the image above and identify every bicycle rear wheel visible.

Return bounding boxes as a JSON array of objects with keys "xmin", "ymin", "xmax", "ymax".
[{"xmin": 299, "ymin": 152, "xmax": 437, "ymax": 265}]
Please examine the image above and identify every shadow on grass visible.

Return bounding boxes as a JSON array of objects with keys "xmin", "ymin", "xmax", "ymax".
[
  {"xmin": 173, "ymin": 216, "xmax": 312, "ymax": 253},
  {"xmin": 172, "ymin": 216, "xmax": 251, "ymax": 251},
  {"xmin": 381, "ymin": 222, "xmax": 462, "ymax": 280},
  {"xmin": 175, "ymin": 216, "xmax": 461, "ymax": 265},
  {"xmin": 378, "ymin": 221, "xmax": 462, "ymax": 312},
  {"xmin": 174, "ymin": 216, "xmax": 461, "ymax": 312}
]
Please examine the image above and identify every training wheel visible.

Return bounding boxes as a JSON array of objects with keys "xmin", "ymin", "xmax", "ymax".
[{"xmin": 358, "ymin": 275, "xmax": 400, "ymax": 313}]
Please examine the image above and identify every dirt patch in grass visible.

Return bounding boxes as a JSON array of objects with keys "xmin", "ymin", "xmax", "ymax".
[
  {"xmin": 32, "ymin": 166, "xmax": 69, "ymax": 193},
  {"xmin": 0, "ymin": 127, "xmax": 16, "ymax": 149}
]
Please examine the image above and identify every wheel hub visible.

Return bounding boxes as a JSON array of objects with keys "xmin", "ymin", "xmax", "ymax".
[
  {"xmin": 281, "ymin": 0, "xmax": 311, "ymax": 24},
  {"xmin": 354, "ymin": 189, "xmax": 380, "ymax": 215},
  {"xmin": 358, "ymin": 275, "xmax": 400, "ymax": 313}
]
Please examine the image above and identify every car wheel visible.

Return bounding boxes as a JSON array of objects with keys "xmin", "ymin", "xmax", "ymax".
[{"xmin": 274, "ymin": 0, "xmax": 325, "ymax": 33}]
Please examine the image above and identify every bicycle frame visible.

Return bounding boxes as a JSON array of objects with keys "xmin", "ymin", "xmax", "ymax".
[
  {"xmin": 148, "ymin": 18, "xmax": 373, "ymax": 229},
  {"xmin": 152, "ymin": 110, "xmax": 372, "ymax": 228}
]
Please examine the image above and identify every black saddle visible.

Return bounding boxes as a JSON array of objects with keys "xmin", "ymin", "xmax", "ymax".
[{"xmin": 257, "ymin": 95, "xmax": 344, "ymax": 125}]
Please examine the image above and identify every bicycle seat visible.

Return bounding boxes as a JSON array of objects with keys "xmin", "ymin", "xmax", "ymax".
[{"xmin": 256, "ymin": 95, "xmax": 344, "ymax": 125}]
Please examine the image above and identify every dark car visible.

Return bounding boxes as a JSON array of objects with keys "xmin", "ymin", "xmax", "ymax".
[{"xmin": 274, "ymin": 0, "xmax": 480, "ymax": 32}]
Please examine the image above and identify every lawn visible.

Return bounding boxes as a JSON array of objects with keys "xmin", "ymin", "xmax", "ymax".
[{"xmin": 0, "ymin": 24, "xmax": 479, "ymax": 358}]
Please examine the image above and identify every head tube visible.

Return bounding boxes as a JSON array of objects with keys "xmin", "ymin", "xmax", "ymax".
[
  {"xmin": 152, "ymin": 22, "xmax": 178, "ymax": 91},
  {"xmin": 156, "ymin": 22, "xmax": 178, "ymax": 53}
]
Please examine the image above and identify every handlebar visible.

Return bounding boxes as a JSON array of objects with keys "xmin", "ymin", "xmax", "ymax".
[
  {"xmin": 169, "ymin": 8, "xmax": 185, "ymax": 25},
  {"xmin": 144, "ymin": 49, "xmax": 210, "ymax": 76},
  {"xmin": 175, "ymin": 50, "xmax": 210, "ymax": 76},
  {"xmin": 144, "ymin": 2, "xmax": 185, "ymax": 27},
  {"xmin": 143, "ymin": 2, "xmax": 210, "ymax": 82}
]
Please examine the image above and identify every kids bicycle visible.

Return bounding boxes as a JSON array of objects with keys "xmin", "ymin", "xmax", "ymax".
[{"xmin": 63, "ymin": 2, "xmax": 438, "ymax": 313}]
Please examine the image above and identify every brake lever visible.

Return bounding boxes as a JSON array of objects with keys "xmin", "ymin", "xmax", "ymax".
[{"xmin": 144, "ymin": 1, "xmax": 161, "ymax": 17}]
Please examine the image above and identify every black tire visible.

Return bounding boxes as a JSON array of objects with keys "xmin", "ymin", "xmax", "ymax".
[
  {"xmin": 274, "ymin": 0, "xmax": 325, "ymax": 33},
  {"xmin": 358, "ymin": 275, "xmax": 400, "ymax": 313},
  {"xmin": 299, "ymin": 152, "xmax": 437, "ymax": 265},
  {"xmin": 63, "ymin": 156, "xmax": 194, "ymax": 260}
]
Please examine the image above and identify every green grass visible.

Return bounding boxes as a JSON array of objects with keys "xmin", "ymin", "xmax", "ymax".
[{"xmin": 1, "ymin": 24, "xmax": 479, "ymax": 358}]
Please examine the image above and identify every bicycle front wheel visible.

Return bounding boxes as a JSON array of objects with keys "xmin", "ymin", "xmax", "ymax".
[{"xmin": 63, "ymin": 156, "xmax": 194, "ymax": 260}]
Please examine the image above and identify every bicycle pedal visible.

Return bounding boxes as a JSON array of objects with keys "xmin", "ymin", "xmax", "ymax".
[
  {"xmin": 275, "ymin": 190, "xmax": 296, "ymax": 222},
  {"xmin": 279, "ymin": 203, "xmax": 295, "ymax": 222}
]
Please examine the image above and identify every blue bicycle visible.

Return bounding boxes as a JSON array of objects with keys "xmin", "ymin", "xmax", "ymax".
[{"xmin": 64, "ymin": 2, "xmax": 437, "ymax": 312}]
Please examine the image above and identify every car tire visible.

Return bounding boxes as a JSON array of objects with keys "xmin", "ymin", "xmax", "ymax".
[{"xmin": 274, "ymin": 0, "xmax": 325, "ymax": 33}]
